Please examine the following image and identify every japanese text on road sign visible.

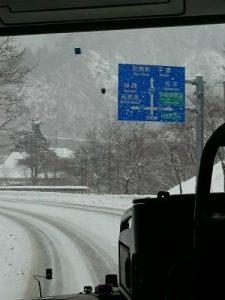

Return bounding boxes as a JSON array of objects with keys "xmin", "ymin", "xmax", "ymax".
[{"xmin": 118, "ymin": 64, "xmax": 185, "ymax": 122}]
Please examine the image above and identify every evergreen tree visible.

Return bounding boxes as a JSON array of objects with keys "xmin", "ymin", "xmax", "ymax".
[{"xmin": 11, "ymin": 121, "xmax": 53, "ymax": 185}]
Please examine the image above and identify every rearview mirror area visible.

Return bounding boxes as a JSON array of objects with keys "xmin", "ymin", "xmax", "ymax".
[{"xmin": 0, "ymin": 0, "xmax": 225, "ymax": 35}]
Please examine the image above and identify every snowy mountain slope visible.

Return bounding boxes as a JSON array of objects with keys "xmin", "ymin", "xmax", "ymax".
[
  {"xmin": 16, "ymin": 25, "xmax": 225, "ymax": 139},
  {"xmin": 23, "ymin": 50, "xmax": 119, "ymax": 138}
]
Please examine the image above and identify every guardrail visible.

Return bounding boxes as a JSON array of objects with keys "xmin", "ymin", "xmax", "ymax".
[{"xmin": 0, "ymin": 186, "xmax": 90, "ymax": 194}]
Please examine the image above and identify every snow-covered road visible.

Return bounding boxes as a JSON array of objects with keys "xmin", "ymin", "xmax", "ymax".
[{"xmin": 0, "ymin": 192, "xmax": 136, "ymax": 300}]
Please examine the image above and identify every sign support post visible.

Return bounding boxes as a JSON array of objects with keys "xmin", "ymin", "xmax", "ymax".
[
  {"xmin": 195, "ymin": 75, "xmax": 205, "ymax": 176},
  {"xmin": 186, "ymin": 75, "xmax": 205, "ymax": 187}
]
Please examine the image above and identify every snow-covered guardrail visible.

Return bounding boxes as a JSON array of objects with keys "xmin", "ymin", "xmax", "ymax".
[{"xmin": 0, "ymin": 186, "xmax": 90, "ymax": 194}]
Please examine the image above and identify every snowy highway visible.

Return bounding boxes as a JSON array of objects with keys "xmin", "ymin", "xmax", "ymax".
[{"xmin": 0, "ymin": 192, "xmax": 135, "ymax": 300}]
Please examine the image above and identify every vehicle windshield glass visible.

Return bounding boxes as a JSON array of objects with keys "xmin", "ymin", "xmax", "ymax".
[{"xmin": 0, "ymin": 24, "xmax": 224, "ymax": 299}]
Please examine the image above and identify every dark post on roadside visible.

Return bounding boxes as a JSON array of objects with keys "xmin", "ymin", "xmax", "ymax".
[
  {"xmin": 223, "ymin": 81, "xmax": 225, "ymax": 121},
  {"xmin": 186, "ymin": 75, "xmax": 205, "ymax": 188},
  {"xmin": 195, "ymin": 75, "xmax": 205, "ymax": 177}
]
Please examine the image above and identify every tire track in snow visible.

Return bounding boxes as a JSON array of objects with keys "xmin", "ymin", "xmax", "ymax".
[
  {"xmin": 0, "ymin": 204, "xmax": 117, "ymax": 294},
  {"xmin": 0, "ymin": 197, "xmax": 125, "ymax": 216},
  {"xmin": 0, "ymin": 210, "xmax": 63, "ymax": 299}
]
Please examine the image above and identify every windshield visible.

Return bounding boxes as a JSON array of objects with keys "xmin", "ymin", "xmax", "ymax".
[{"xmin": 0, "ymin": 24, "xmax": 224, "ymax": 299}]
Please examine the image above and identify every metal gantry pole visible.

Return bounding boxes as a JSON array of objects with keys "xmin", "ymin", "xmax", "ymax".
[
  {"xmin": 195, "ymin": 75, "xmax": 205, "ymax": 175},
  {"xmin": 185, "ymin": 75, "xmax": 205, "ymax": 187},
  {"xmin": 223, "ymin": 81, "xmax": 225, "ymax": 121}
]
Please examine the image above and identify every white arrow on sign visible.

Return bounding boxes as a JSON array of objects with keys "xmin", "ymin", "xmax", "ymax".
[
  {"xmin": 130, "ymin": 106, "xmax": 140, "ymax": 110},
  {"xmin": 144, "ymin": 77, "xmax": 158, "ymax": 115},
  {"xmin": 129, "ymin": 78, "xmax": 176, "ymax": 117},
  {"xmin": 144, "ymin": 78, "xmax": 175, "ymax": 115},
  {"xmin": 162, "ymin": 107, "xmax": 174, "ymax": 112},
  {"xmin": 149, "ymin": 77, "xmax": 157, "ymax": 115}
]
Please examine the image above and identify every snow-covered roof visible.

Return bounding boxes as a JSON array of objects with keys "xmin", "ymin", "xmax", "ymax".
[
  {"xmin": 51, "ymin": 147, "xmax": 74, "ymax": 159},
  {"xmin": 0, "ymin": 148, "xmax": 74, "ymax": 179},
  {"xmin": 0, "ymin": 152, "xmax": 30, "ymax": 179}
]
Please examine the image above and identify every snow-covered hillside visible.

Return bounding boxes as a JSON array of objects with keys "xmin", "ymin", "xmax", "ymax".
[
  {"xmin": 169, "ymin": 161, "xmax": 224, "ymax": 194},
  {"xmin": 16, "ymin": 25, "xmax": 225, "ymax": 139}
]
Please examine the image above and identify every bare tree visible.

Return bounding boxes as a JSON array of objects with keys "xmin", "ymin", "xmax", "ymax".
[
  {"xmin": 73, "ymin": 120, "xmax": 185, "ymax": 195},
  {"xmin": 74, "ymin": 127, "xmax": 104, "ymax": 193},
  {"xmin": 2, "ymin": 164, "xmax": 8, "ymax": 184},
  {"xmin": 0, "ymin": 37, "xmax": 32, "ymax": 134},
  {"xmin": 169, "ymin": 146, "xmax": 183, "ymax": 194},
  {"xmin": 100, "ymin": 116, "xmax": 114, "ymax": 193}
]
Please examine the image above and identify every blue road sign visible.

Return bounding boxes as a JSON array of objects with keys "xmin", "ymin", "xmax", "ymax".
[{"xmin": 118, "ymin": 64, "xmax": 185, "ymax": 122}]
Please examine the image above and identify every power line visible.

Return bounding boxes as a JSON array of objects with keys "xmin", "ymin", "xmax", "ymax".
[{"xmin": 205, "ymin": 81, "xmax": 224, "ymax": 91}]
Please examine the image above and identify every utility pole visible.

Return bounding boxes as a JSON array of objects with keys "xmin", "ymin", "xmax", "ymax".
[
  {"xmin": 186, "ymin": 75, "xmax": 205, "ymax": 185},
  {"xmin": 223, "ymin": 81, "xmax": 225, "ymax": 121},
  {"xmin": 54, "ymin": 129, "xmax": 58, "ymax": 183},
  {"xmin": 195, "ymin": 75, "xmax": 205, "ymax": 175},
  {"xmin": 31, "ymin": 120, "xmax": 41, "ymax": 185}
]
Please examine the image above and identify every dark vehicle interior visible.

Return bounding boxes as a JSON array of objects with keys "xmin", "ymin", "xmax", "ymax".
[
  {"xmin": 0, "ymin": 0, "xmax": 225, "ymax": 34},
  {"xmin": 0, "ymin": 1, "xmax": 225, "ymax": 300},
  {"xmin": 1, "ymin": 0, "xmax": 224, "ymax": 35}
]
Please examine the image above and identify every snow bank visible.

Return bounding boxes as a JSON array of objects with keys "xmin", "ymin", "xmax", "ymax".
[
  {"xmin": 169, "ymin": 161, "xmax": 224, "ymax": 194},
  {"xmin": 0, "ymin": 191, "xmax": 154, "ymax": 211}
]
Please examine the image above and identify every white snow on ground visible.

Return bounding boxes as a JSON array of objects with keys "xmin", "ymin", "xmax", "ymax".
[
  {"xmin": 169, "ymin": 161, "xmax": 224, "ymax": 194},
  {"xmin": 0, "ymin": 160, "xmax": 222, "ymax": 300},
  {"xmin": 0, "ymin": 214, "xmax": 32, "ymax": 300},
  {"xmin": 0, "ymin": 192, "xmax": 144, "ymax": 300},
  {"xmin": 0, "ymin": 201, "xmax": 96, "ymax": 299},
  {"xmin": 0, "ymin": 191, "xmax": 147, "ymax": 210}
]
